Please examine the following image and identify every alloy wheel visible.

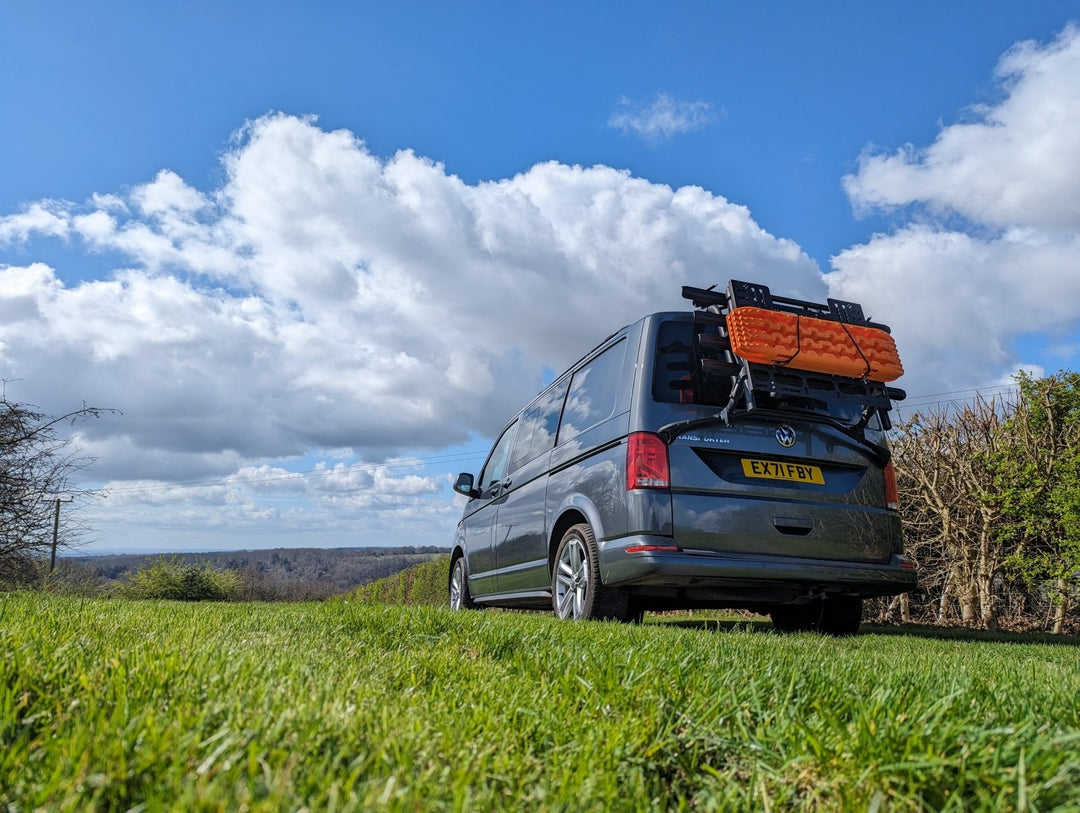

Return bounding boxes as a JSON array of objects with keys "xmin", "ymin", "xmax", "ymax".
[{"xmin": 555, "ymin": 537, "xmax": 589, "ymax": 619}]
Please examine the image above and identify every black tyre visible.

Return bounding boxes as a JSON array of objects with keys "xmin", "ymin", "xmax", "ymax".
[
  {"xmin": 770, "ymin": 603, "xmax": 817, "ymax": 633},
  {"xmin": 819, "ymin": 596, "xmax": 862, "ymax": 636},
  {"xmin": 551, "ymin": 523, "xmax": 633, "ymax": 621},
  {"xmin": 771, "ymin": 596, "xmax": 862, "ymax": 637},
  {"xmin": 448, "ymin": 554, "xmax": 477, "ymax": 611}
]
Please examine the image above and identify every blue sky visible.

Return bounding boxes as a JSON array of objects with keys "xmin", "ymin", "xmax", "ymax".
[
  {"xmin": 2, "ymin": 2, "xmax": 1079, "ymax": 552},
  {"xmin": 8, "ymin": 2, "xmax": 1072, "ymax": 266}
]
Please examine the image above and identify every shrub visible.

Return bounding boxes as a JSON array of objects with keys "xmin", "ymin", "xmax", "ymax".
[
  {"xmin": 344, "ymin": 555, "xmax": 450, "ymax": 606},
  {"xmin": 40, "ymin": 560, "xmax": 108, "ymax": 597},
  {"xmin": 117, "ymin": 556, "xmax": 239, "ymax": 601}
]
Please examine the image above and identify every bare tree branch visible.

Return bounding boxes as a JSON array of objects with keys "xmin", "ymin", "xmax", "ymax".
[{"xmin": 0, "ymin": 389, "xmax": 119, "ymax": 587}]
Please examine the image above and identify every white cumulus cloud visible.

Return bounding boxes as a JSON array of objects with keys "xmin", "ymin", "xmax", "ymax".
[
  {"xmin": 0, "ymin": 112, "xmax": 821, "ymax": 547},
  {"xmin": 0, "ymin": 201, "xmax": 71, "ymax": 243},
  {"xmin": 830, "ymin": 24, "xmax": 1080, "ymax": 401},
  {"xmin": 843, "ymin": 24, "xmax": 1080, "ymax": 233}
]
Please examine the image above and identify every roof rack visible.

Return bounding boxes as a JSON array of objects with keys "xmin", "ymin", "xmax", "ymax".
[
  {"xmin": 684, "ymin": 279, "xmax": 894, "ymax": 330},
  {"xmin": 679, "ymin": 279, "xmax": 906, "ymax": 436}
]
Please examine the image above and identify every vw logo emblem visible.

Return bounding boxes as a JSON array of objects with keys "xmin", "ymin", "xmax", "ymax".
[{"xmin": 775, "ymin": 425, "xmax": 797, "ymax": 448}]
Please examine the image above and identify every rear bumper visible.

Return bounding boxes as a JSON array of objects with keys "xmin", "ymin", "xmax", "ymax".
[{"xmin": 598, "ymin": 534, "xmax": 917, "ymax": 599}]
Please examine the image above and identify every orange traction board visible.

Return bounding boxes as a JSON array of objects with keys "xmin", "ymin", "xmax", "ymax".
[{"xmin": 726, "ymin": 306, "xmax": 904, "ymax": 382}]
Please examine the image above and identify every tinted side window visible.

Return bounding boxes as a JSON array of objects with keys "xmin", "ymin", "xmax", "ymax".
[
  {"xmin": 558, "ymin": 340, "xmax": 626, "ymax": 445},
  {"xmin": 510, "ymin": 380, "xmax": 569, "ymax": 471},
  {"xmin": 479, "ymin": 421, "xmax": 518, "ymax": 493},
  {"xmin": 652, "ymin": 318, "xmax": 733, "ymax": 407}
]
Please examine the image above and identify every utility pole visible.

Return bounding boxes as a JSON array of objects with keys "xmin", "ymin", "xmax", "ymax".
[{"xmin": 50, "ymin": 497, "xmax": 74, "ymax": 573}]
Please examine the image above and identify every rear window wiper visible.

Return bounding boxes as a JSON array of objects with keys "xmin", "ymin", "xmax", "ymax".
[
  {"xmin": 657, "ymin": 411, "xmax": 734, "ymax": 446},
  {"xmin": 658, "ymin": 364, "xmax": 748, "ymax": 445}
]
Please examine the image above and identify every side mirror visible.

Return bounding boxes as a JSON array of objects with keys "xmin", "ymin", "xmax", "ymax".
[{"xmin": 453, "ymin": 472, "xmax": 479, "ymax": 499}]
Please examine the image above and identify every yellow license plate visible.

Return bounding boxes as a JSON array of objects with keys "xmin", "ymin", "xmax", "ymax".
[{"xmin": 741, "ymin": 458, "xmax": 825, "ymax": 485}]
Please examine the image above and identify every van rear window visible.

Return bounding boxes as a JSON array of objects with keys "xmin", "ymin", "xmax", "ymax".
[
  {"xmin": 652, "ymin": 318, "xmax": 869, "ymax": 426},
  {"xmin": 652, "ymin": 320, "xmax": 732, "ymax": 407}
]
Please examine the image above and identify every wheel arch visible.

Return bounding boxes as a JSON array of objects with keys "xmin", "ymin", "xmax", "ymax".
[
  {"xmin": 449, "ymin": 535, "xmax": 468, "ymax": 588},
  {"xmin": 547, "ymin": 497, "xmax": 605, "ymax": 577}
]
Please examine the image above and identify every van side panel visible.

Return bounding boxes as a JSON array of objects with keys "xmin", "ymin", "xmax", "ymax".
[
  {"xmin": 626, "ymin": 490, "xmax": 673, "ymax": 537},
  {"xmin": 491, "ymin": 451, "xmax": 552, "ymax": 592},
  {"xmin": 544, "ymin": 327, "xmax": 641, "ymax": 556},
  {"xmin": 460, "ymin": 500, "xmax": 500, "ymax": 597},
  {"xmin": 546, "ymin": 414, "xmax": 630, "ymax": 546}
]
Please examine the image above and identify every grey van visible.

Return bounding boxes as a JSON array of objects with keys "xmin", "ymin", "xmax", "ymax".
[{"xmin": 449, "ymin": 280, "xmax": 916, "ymax": 635}]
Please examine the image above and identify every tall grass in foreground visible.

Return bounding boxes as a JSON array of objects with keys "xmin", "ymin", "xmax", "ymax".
[{"xmin": 2, "ymin": 594, "xmax": 1078, "ymax": 811}]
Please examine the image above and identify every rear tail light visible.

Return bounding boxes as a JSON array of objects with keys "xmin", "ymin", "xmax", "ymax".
[
  {"xmin": 883, "ymin": 461, "xmax": 900, "ymax": 511},
  {"xmin": 626, "ymin": 432, "xmax": 669, "ymax": 490}
]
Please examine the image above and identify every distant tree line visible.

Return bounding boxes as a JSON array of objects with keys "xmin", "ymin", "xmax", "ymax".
[
  {"xmin": 51, "ymin": 547, "xmax": 448, "ymax": 601},
  {"xmin": 870, "ymin": 371, "xmax": 1080, "ymax": 633}
]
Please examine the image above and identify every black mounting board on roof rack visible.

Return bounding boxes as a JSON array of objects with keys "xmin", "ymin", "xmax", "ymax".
[{"xmin": 687, "ymin": 280, "xmax": 894, "ymax": 333}]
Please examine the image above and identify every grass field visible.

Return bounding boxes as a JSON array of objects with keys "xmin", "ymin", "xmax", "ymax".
[{"xmin": 2, "ymin": 593, "xmax": 1078, "ymax": 811}]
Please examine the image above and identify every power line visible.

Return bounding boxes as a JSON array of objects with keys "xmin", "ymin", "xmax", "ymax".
[
  {"xmin": 899, "ymin": 383, "xmax": 1017, "ymax": 403},
  {"xmin": 894, "ymin": 384, "xmax": 1020, "ymax": 416}
]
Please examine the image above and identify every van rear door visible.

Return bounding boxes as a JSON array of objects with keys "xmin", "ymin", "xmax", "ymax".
[
  {"xmin": 647, "ymin": 316, "xmax": 899, "ymax": 563},
  {"xmin": 664, "ymin": 422, "xmax": 897, "ymax": 562}
]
